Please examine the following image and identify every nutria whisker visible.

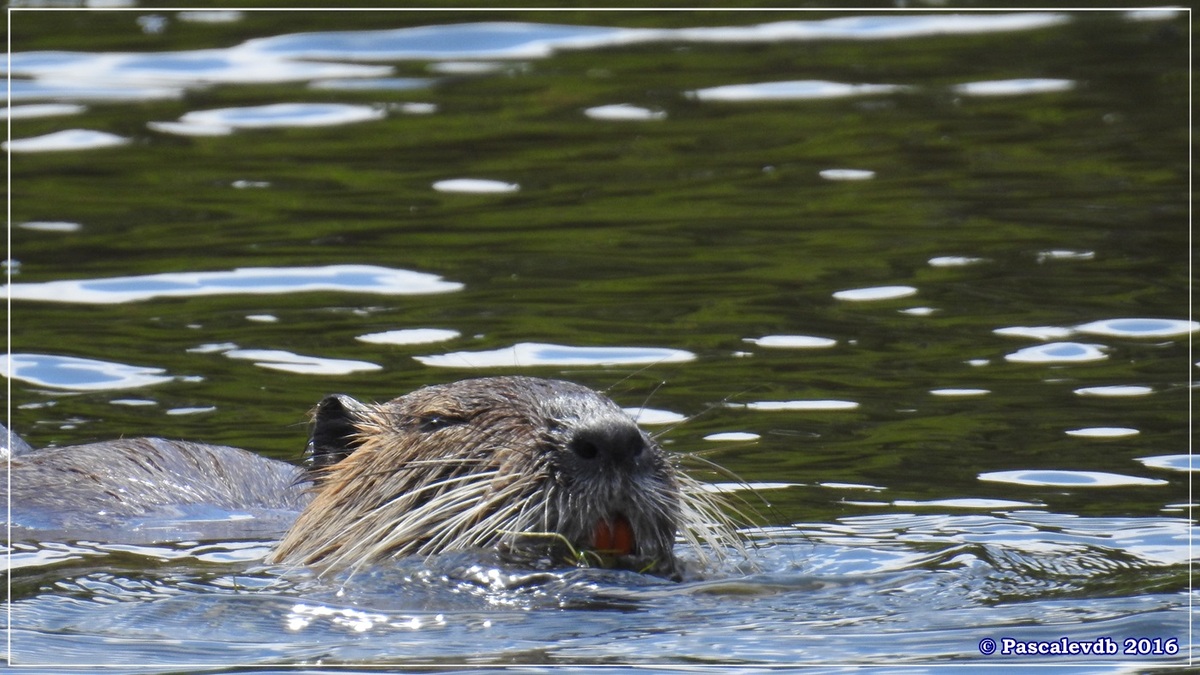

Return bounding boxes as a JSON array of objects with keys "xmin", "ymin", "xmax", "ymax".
[
  {"xmin": 628, "ymin": 379, "xmax": 667, "ymax": 424},
  {"xmin": 352, "ymin": 486, "xmax": 505, "ymax": 568},
  {"xmin": 674, "ymin": 451, "xmax": 769, "ymax": 539}
]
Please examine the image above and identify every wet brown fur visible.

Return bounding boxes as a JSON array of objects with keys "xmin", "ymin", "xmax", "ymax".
[
  {"xmin": 270, "ymin": 377, "xmax": 741, "ymax": 577},
  {"xmin": 4, "ymin": 378, "xmax": 742, "ymax": 578}
]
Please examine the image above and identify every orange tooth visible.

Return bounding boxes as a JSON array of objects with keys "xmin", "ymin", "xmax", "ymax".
[{"xmin": 593, "ymin": 515, "xmax": 635, "ymax": 555}]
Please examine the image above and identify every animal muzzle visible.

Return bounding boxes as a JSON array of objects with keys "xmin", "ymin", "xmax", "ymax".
[{"xmin": 591, "ymin": 513, "xmax": 636, "ymax": 556}]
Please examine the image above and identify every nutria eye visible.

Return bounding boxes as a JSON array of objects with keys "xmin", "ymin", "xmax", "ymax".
[{"xmin": 419, "ymin": 415, "xmax": 466, "ymax": 433}]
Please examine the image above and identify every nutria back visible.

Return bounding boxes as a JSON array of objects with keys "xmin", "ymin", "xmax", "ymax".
[{"xmin": 4, "ymin": 436, "xmax": 307, "ymax": 539}]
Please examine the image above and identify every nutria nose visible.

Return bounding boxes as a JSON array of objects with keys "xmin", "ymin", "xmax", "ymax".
[{"xmin": 569, "ymin": 418, "xmax": 646, "ymax": 466}]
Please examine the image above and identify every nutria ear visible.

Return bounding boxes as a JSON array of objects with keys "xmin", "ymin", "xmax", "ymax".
[{"xmin": 305, "ymin": 394, "xmax": 367, "ymax": 473}]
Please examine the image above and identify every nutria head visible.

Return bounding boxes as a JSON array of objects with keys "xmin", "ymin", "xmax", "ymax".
[{"xmin": 269, "ymin": 376, "xmax": 738, "ymax": 578}]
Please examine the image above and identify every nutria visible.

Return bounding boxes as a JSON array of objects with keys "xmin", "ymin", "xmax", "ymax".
[
  {"xmin": 4, "ymin": 377, "xmax": 740, "ymax": 578},
  {"xmin": 3, "ymin": 427, "xmax": 309, "ymax": 542}
]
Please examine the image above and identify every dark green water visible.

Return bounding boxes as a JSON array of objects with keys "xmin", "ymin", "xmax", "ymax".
[{"xmin": 4, "ymin": 9, "xmax": 1193, "ymax": 671}]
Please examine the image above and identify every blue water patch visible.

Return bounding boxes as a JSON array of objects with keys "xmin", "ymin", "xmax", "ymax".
[
  {"xmin": 1065, "ymin": 427, "xmax": 1139, "ymax": 438},
  {"xmin": 584, "ymin": 103, "xmax": 667, "ymax": 121},
  {"xmin": 10, "ymin": 76, "xmax": 172, "ymax": 105},
  {"xmin": 10, "ymin": 14, "xmax": 1074, "ymax": 110},
  {"xmin": 7, "ymin": 265, "xmax": 463, "ymax": 304},
  {"xmin": 1074, "ymin": 385, "xmax": 1153, "ymax": 397},
  {"xmin": 743, "ymin": 399, "xmax": 860, "ymax": 411},
  {"xmin": 10, "ymin": 48, "xmax": 389, "ymax": 87},
  {"xmin": 993, "ymin": 325, "xmax": 1074, "ymax": 340},
  {"xmin": 3, "ymin": 104, "xmax": 87, "ymax": 120},
  {"xmin": 979, "ymin": 470, "xmax": 1167, "ymax": 488},
  {"xmin": 818, "ymin": 168, "xmax": 875, "ymax": 181},
  {"xmin": 1074, "ymin": 317, "xmax": 1198, "ymax": 338},
  {"xmin": 690, "ymin": 80, "xmax": 905, "ymax": 102},
  {"xmin": 1004, "ymin": 342, "xmax": 1108, "ymax": 363},
  {"xmin": 9, "ymin": 50, "xmax": 92, "ymax": 69},
  {"xmin": 704, "ymin": 432, "xmax": 761, "ymax": 442},
  {"xmin": 224, "ymin": 349, "xmax": 381, "ymax": 375},
  {"xmin": 180, "ymin": 103, "xmax": 385, "ymax": 128},
  {"xmin": 952, "ymin": 78, "xmax": 1074, "ymax": 96},
  {"xmin": 427, "ymin": 61, "xmax": 515, "ymax": 74},
  {"xmin": 242, "ymin": 22, "xmax": 621, "ymax": 60},
  {"xmin": 892, "ymin": 498, "xmax": 1036, "ymax": 509},
  {"xmin": 166, "ymin": 406, "xmax": 217, "ymax": 416},
  {"xmin": 832, "ymin": 285, "xmax": 918, "ymax": 302},
  {"xmin": 357, "ymin": 328, "xmax": 461, "ymax": 346},
  {"xmin": 414, "ymin": 342, "xmax": 695, "ymax": 368},
  {"xmin": 309, "ymin": 77, "xmax": 432, "ymax": 91},
  {"xmin": 928, "ymin": 255, "xmax": 986, "ymax": 267},
  {"xmin": 147, "ymin": 120, "xmax": 232, "ymax": 137},
  {"xmin": 18, "ymin": 221, "xmax": 82, "ymax": 232},
  {"xmin": 2, "ymin": 353, "xmax": 174, "ymax": 391},
  {"xmin": 782, "ymin": 12, "xmax": 1068, "ymax": 39},
  {"xmin": 89, "ymin": 278, "xmax": 194, "ymax": 293},
  {"xmin": 238, "ymin": 15, "xmax": 1070, "ymax": 64},
  {"xmin": 115, "ymin": 52, "xmax": 234, "ymax": 74},
  {"xmin": 745, "ymin": 334, "xmax": 837, "ymax": 348},
  {"xmin": 1137, "ymin": 455, "xmax": 1193, "ymax": 473},
  {"xmin": 151, "ymin": 103, "xmax": 386, "ymax": 136},
  {"xmin": 1037, "ymin": 249, "xmax": 1094, "ymax": 262},
  {"xmin": 4, "ymin": 128, "xmax": 130, "ymax": 153},
  {"xmin": 392, "ymin": 102, "xmax": 438, "ymax": 115},
  {"xmin": 432, "ymin": 178, "xmax": 521, "ymax": 193}
]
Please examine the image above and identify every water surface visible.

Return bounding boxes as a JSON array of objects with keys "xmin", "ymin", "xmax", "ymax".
[{"xmin": 5, "ymin": 8, "xmax": 1192, "ymax": 672}]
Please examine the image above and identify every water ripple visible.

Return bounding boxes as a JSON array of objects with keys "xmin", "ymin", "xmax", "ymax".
[
  {"xmin": 2, "ymin": 353, "xmax": 174, "ymax": 391},
  {"xmin": 7, "ymin": 264, "xmax": 463, "ymax": 304},
  {"xmin": 4, "ymin": 128, "xmax": 129, "ymax": 153},
  {"xmin": 979, "ymin": 470, "xmax": 1167, "ymax": 488},
  {"xmin": 414, "ymin": 342, "xmax": 695, "ymax": 368},
  {"xmin": 224, "ymin": 349, "xmax": 382, "ymax": 376},
  {"xmin": 1004, "ymin": 342, "xmax": 1107, "ymax": 363}
]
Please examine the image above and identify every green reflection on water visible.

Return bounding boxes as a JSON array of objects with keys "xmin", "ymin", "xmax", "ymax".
[{"xmin": 9, "ymin": 10, "xmax": 1189, "ymax": 531}]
